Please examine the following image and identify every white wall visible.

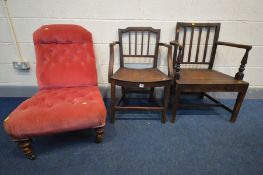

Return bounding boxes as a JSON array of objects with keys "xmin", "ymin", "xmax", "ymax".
[{"xmin": 0, "ymin": 0, "xmax": 263, "ymax": 89}]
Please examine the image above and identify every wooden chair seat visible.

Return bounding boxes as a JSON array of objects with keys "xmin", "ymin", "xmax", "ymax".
[
  {"xmin": 111, "ymin": 68, "xmax": 171, "ymax": 84},
  {"xmin": 177, "ymin": 69, "xmax": 248, "ymax": 85}
]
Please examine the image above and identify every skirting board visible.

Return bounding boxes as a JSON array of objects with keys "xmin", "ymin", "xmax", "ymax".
[{"xmin": 0, "ymin": 85, "xmax": 262, "ymax": 99}]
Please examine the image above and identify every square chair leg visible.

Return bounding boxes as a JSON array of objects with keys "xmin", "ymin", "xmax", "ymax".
[
  {"xmin": 230, "ymin": 88, "xmax": 248, "ymax": 123},
  {"xmin": 162, "ymin": 86, "xmax": 170, "ymax": 123},
  {"xmin": 171, "ymin": 86, "xmax": 181, "ymax": 123},
  {"xmin": 110, "ymin": 82, "xmax": 116, "ymax": 124}
]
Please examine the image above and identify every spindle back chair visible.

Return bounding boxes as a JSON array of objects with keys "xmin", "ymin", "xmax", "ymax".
[
  {"xmin": 171, "ymin": 22, "xmax": 252, "ymax": 123},
  {"xmin": 109, "ymin": 27, "xmax": 173, "ymax": 123}
]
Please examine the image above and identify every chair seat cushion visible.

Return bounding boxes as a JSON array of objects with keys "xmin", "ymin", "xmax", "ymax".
[
  {"xmin": 111, "ymin": 68, "xmax": 171, "ymax": 83},
  {"xmin": 177, "ymin": 69, "xmax": 248, "ymax": 85},
  {"xmin": 4, "ymin": 86, "xmax": 106, "ymax": 139}
]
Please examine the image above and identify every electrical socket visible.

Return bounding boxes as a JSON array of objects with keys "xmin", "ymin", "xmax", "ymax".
[{"xmin": 13, "ymin": 61, "xmax": 30, "ymax": 70}]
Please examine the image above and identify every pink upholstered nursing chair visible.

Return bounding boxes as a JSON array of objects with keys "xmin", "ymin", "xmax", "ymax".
[{"xmin": 4, "ymin": 24, "xmax": 107, "ymax": 160}]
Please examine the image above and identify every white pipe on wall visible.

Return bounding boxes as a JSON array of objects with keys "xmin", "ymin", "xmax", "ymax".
[{"xmin": 1, "ymin": 0, "xmax": 24, "ymax": 62}]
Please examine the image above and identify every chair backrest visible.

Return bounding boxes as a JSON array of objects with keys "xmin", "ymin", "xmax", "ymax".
[
  {"xmin": 118, "ymin": 27, "xmax": 160, "ymax": 68},
  {"xmin": 33, "ymin": 24, "xmax": 98, "ymax": 89},
  {"xmin": 173, "ymin": 22, "xmax": 221, "ymax": 69}
]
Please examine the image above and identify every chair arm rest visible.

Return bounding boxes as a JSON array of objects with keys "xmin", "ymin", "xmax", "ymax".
[
  {"xmin": 158, "ymin": 42, "xmax": 171, "ymax": 48},
  {"xmin": 217, "ymin": 41, "xmax": 252, "ymax": 50},
  {"xmin": 110, "ymin": 41, "xmax": 120, "ymax": 47},
  {"xmin": 108, "ymin": 41, "xmax": 119, "ymax": 83},
  {"xmin": 217, "ymin": 41, "xmax": 252, "ymax": 80},
  {"xmin": 158, "ymin": 43, "xmax": 173, "ymax": 79}
]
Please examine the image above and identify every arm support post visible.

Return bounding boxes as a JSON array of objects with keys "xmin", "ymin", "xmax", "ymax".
[
  {"xmin": 158, "ymin": 43, "xmax": 173, "ymax": 79},
  {"xmin": 108, "ymin": 41, "xmax": 119, "ymax": 83},
  {"xmin": 217, "ymin": 41, "xmax": 252, "ymax": 80}
]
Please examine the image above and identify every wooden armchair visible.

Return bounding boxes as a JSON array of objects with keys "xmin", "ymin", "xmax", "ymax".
[
  {"xmin": 170, "ymin": 22, "xmax": 252, "ymax": 123},
  {"xmin": 108, "ymin": 27, "xmax": 173, "ymax": 123}
]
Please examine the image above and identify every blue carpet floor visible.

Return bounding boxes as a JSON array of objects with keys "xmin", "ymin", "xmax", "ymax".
[{"xmin": 0, "ymin": 97, "xmax": 262, "ymax": 175}]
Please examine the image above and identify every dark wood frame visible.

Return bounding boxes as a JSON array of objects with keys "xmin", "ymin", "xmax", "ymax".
[
  {"xmin": 171, "ymin": 22, "xmax": 252, "ymax": 123},
  {"xmin": 108, "ymin": 27, "xmax": 173, "ymax": 123}
]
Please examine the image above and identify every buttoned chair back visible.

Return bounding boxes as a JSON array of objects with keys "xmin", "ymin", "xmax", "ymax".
[{"xmin": 33, "ymin": 24, "xmax": 98, "ymax": 89}]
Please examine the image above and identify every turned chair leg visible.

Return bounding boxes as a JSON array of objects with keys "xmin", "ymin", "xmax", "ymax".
[
  {"xmin": 162, "ymin": 86, "xmax": 170, "ymax": 123},
  {"xmin": 95, "ymin": 127, "xmax": 105, "ymax": 143},
  {"xmin": 15, "ymin": 138, "xmax": 36, "ymax": 160},
  {"xmin": 110, "ymin": 82, "xmax": 116, "ymax": 124},
  {"xmin": 230, "ymin": 88, "xmax": 248, "ymax": 123},
  {"xmin": 171, "ymin": 87, "xmax": 181, "ymax": 123}
]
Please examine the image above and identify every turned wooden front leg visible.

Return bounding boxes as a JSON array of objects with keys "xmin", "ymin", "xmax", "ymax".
[
  {"xmin": 14, "ymin": 138, "xmax": 36, "ymax": 160},
  {"xmin": 95, "ymin": 127, "xmax": 105, "ymax": 143}
]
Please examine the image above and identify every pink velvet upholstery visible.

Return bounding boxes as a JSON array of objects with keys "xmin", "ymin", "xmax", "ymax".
[
  {"xmin": 4, "ymin": 24, "xmax": 106, "ymax": 139},
  {"xmin": 5, "ymin": 87, "xmax": 106, "ymax": 139},
  {"xmin": 34, "ymin": 24, "xmax": 98, "ymax": 89}
]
